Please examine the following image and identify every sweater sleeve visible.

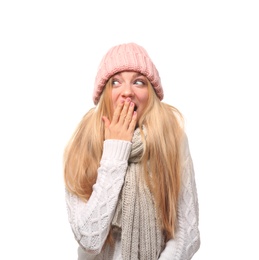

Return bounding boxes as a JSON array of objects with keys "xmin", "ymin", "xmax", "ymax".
[
  {"xmin": 65, "ymin": 140, "xmax": 132, "ymax": 255},
  {"xmin": 159, "ymin": 136, "xmax": 200, "ymax": 260}
]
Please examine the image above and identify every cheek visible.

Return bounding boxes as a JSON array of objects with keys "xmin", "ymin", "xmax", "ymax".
[
  {"xmin": 140, "ymin": 96, "xmax": 149, "ymax": 105},
  {"xmin": 111, "ymin": 89, "xmax": 120, "ymax": 108},
  {"xmin": 138, "ymin": 90, "xmax": 149, "ymax": 106},
  {"xmin": 136, "ymin": 91, "xmax": 149, "ymax": 118}
]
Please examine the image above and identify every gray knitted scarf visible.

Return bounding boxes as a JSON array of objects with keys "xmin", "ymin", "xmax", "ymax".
[{"xmin": 112, "ymin": 128, "xmax": 165, "ymax": 260}]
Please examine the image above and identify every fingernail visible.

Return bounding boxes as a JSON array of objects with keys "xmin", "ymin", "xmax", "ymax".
[
  {"xmin": 126, "ymin": 98, "xmax": 131, "ymax": 102},
  {"xmin": 130, "ymin": 102, "xmax": 134, "ymax": 106}
]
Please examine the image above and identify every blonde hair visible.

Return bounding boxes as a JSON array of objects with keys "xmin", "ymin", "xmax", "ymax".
[{"xmin": 64, "ymin": 79, "xmax": 184, "ymax": 241}]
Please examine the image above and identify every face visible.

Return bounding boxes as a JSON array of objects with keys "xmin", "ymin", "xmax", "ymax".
[{"xmin": 110, "ymin": 71, "xmax": 149, "ymax": 121}]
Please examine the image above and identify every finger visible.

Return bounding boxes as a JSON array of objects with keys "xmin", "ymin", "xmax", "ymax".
[
  {"xmin": 118, "ymin": 98, "xmax": 131, "ymax": 124},
  {"xmin": 112, "ymin": 100, "xmax": 124, "ymax": 124},
  {"xmin": 127, "ymin": 111, "xmax": 137, "ymax": 134},
  {"xmin": 122, "ymin": 101, "xmax": 135, "ymax": 127}
]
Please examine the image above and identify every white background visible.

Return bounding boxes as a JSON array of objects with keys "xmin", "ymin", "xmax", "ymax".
[{"xmin": 0, "ymin": 0, "xmax": 258, "ymax": 259}]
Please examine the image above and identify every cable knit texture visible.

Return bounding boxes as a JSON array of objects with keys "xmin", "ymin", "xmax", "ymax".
[
  {"xmin": 65, "ymin": 132, "xmax": 200, "ymax": 260},
  {"xmin": 93, "ymin": 43, "xmax": 163, "ymax": 105}
]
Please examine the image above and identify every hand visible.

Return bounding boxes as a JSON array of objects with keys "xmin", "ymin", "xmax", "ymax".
[{"xmin": 102, "ymin": 98, "xmax": 137, "ymax": 141}]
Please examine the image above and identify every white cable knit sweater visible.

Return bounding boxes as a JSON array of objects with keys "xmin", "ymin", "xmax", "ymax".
[{"xmin": 65, "ymin": 137, "xmax": 200, "ymax": 260}]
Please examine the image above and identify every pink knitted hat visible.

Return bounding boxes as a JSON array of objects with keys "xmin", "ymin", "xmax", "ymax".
[{"xmin": 93, "ymin": 42, "xmax": 164, "ymax": 105}]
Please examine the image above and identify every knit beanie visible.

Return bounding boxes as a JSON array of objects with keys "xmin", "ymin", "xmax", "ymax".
[{"xmin": 93, "ymin": 42, "xmax": 164, "ymax": 105}]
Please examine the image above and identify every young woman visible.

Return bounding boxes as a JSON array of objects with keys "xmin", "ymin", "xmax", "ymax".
[{"xmin": 64, "ymin": 42, "xmax": 200, "ymax": 260}]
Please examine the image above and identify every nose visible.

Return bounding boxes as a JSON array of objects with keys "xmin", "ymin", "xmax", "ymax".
[{"xmin": 121, "ymin": 83, "xmax": 134, "ymax": 98}]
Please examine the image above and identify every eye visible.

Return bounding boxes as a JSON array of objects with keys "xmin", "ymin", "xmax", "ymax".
[
  {"xmin": 134, "ymin": 79, "xmax": 146, "ymax": 86},
  {"xmin": 112, "ymin": 79, "xmax": 120, "ymax": 87}
]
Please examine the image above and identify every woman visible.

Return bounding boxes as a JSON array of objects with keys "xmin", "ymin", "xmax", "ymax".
[{"xmin": 64, "ymin": 42, "xmax": 200, "ymax": 259}]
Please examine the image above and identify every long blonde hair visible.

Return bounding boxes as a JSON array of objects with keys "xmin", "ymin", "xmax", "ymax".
[{"xmin": 64, "ymin": 79, "xmax": 184, "ymax": 241}]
